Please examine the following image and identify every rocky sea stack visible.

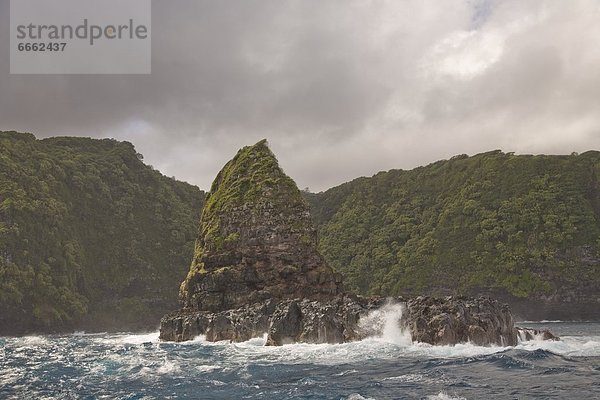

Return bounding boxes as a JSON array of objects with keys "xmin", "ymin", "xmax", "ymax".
[
  {"xmin": 178, "ymin": 139, "xmax": 342, "ymax": 312},
  {"xmin": 160, "ymin": 140, "xmax": 555, "ymax": 346}
]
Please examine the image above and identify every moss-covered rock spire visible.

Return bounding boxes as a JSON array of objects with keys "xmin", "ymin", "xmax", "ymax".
[{"xmin": 179, "ymin": 139, "xmax": 342, "ymax": 311}]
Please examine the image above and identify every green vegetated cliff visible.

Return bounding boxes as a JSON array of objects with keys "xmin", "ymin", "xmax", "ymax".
[
  {"xmin": 306, "ymin": 150, "xmax": 600, "ymax": 319},
  {"xmin": 178, "ymin": 139, "xmax": 340, "ymax": 314},
  {"xmin": 0, "ymin": 131, "xmax": 203, "ymax": 334},
  {"xmin": 2, "ymin": 130, "xmax": 598, "ymax": 332},
  {"xmin": 187, "ymin": 139, "xmax": 309, "ymax": 276}
]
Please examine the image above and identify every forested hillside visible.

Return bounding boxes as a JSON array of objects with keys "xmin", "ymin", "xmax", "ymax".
[
  {"xmin": 0, "ymin": 131, "xmax": 203, "ymax": 334},
  {"xmin": 307, "ymin": 150, "xmax": 600, "ymax": 319},
  {"xmin": 2, "ymin": 131, "xmax": 598, "ymax": 333}
]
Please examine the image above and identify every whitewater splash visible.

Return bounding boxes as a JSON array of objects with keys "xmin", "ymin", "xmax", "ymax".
[
  {"xmin": 2, "ymin": 322, "xmax": 599, "ymax": 399},
  {"xmin": 358, "ymin": 301, "xmax": 412, "ymax": 346},
  {"xmin": 92, "ymin": 319, "xmax": 600, "ymax": 363},
  {"xmin": 516, "ymin": 328, "xmax": 551, "ymax": 343}
]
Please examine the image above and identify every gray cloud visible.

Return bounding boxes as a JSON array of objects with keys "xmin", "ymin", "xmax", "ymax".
[{"xmin": 1, "ymin": 0, "xmax": 599, "ymax": 191}]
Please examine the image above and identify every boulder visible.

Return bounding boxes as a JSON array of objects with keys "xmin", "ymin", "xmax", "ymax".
[
  {"xmin": 404, "ymin": 296, "xmax": 518, "ymax": 346},
  {"xmin": 515, "ymin": 327, "xmax": 559, "ymax": 342}
]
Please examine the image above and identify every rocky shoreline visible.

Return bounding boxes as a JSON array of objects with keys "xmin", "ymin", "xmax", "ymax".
[
  {"xmin": 159, "ymin": 140, "xmax": 557, "ymax": 347},
  {"xmin": 160, "ymin": 294, "xmax": 557, "ymax": 345}
]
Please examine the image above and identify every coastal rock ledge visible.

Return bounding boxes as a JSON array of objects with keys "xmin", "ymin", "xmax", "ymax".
[{"xmin": 159, "ymin": 140, "xmax": 555, "ymax": 346}]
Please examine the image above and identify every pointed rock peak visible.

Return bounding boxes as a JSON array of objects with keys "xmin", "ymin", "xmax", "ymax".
[
  {"xmin": 180, "ymin": 139, "xmax": 342, "ymax": 312},
  {"xmin": 203, "ymin": 139, "xmax": 304, "ymax": 216}
]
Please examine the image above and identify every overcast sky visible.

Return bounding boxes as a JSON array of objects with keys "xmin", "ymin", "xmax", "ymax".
[{"xmin": 1, "ymin": 0, "xmax": 600, "ymax": 192}]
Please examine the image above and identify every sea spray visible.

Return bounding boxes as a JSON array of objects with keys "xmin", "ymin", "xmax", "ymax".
[
  {"xmin": 1, "ymin": 323, "xmax": 599, "ymax": 399},
  {"xmin": 358, "ymin": 301, "xmax": 412, "ymax": 345},
  {"xmin": 427, "ymin": 393, "xmax": 467, "ymax": 400}
]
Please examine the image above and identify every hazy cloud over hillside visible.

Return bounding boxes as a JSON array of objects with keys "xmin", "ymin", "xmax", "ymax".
[{"xmin": 1, "ymin": 0, "xmax": 599, "ymax": 191}]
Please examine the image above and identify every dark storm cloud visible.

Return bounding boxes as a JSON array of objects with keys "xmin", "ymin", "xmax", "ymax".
[{"xmin": 1, "ymin": 0, "xmax": 599, "ymax": 191}]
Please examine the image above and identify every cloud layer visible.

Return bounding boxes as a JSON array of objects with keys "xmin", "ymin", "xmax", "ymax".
[{"xmin": 1, "ymin": 0, "xmax": 599, "ymax": 191}]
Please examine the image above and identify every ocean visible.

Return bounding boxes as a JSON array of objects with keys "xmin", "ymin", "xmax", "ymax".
[{"xmin": 1, "ymin": 320, "xmax": 599, "ymax": 399}]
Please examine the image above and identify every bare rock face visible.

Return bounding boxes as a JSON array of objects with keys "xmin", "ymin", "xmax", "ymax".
[
  {"xmin": 160, "ymin": 294, "xmax": 383, "ymax": 344},
  {"xmin": 178, "ymin": 139, "xmax": 342, "ymax": 313},
  {"xmin": 404, "ymin": 296, "xmax": 518, "ymax": 346},
  {"xmin": 160, "ymin": 302, "xmax": 273, "ymax": 343},
  {"xmin": 264, "ymin": 296, "xmax": 382, "ymax": 346},
  {"xmin": 159, "ymin": 140, "xmax": 556, "ymax": 347},
  {"xmin": 160, "ymin": 293, "xmax": 527, "ymax": 347}
]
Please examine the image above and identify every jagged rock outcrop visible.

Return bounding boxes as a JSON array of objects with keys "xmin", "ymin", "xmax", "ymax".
[
  {"xmin": 160, "ymin": 293, "xmax": 528, "ymax": 346},
  {"xmin": 404, "ymin": 296, "xmax": 517, "ymax": 346},
  {"xmin": 515, "ymin": 327, "xmax": 559, "ymax": 341},
  {"xmin": 160, "ymin": 139, "xmax": 556, "ymax": 346},
  {"xmin": 178, "ymin": 139, "xmax": 342, "ymax": 313},
  {"xmin": 161, "ymin": 294, "xmax": 382, "ymax": 344}
]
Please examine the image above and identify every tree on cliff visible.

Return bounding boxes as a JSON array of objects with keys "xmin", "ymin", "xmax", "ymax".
[
  {"xmin": 0, "ymin": 131, "xmax": 203, "ymax": 333},
  {"xmin": 306, "ymin": 150, "xmax": 600, "ymax": 315}
]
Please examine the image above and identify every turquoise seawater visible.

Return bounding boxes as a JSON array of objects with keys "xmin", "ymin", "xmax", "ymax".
[{"xmin": 1, "ymin": 321, "xmax": 599, "ymax": 399}]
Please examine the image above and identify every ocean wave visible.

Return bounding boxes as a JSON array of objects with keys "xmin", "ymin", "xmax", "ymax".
[
  {"xmin": 427, "ymin": 392, "xmax": 467, "ymax": 400},
  {"xmin": 20, "ymin": 335, "xmax": 50, "ymax": 345},
  {"xmin": 381, "ymin": 373, "xmax": 428, "ymax": 383},
  {"xmin": 164, "ymin": 331, "xmax": 600, "ymax": 366},
  {"xmin": 515, "ymin": 335, "xmax": 600, "ymax": 357},
  {"xmin": 345, "ymin": 394, "xmax": 376, "ymax": 400},
  {"xmin": 113, "ymin": 331, "xmax": 160, "ymax": 344},
  {"xmin": 2, "ymin": 324, "xmax": 598, "ymax": 400},
  {"xmin": 519, "ymin": 320, "xmax": 564, "ymax": 323}
]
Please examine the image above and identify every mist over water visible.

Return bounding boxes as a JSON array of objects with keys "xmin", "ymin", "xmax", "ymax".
[{"xmin": 1, "ymin": 321, "xmax": 599, "ymax": 399}]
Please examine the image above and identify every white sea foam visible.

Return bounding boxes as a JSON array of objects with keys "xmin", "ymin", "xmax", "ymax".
[
  {"xmin": 162, "ymin": 331, "xmax": 600, "ymax": 367},
  {"xmin": 515, "ymin": 335, "xmax": 600, "ymax": 357},
  {"xmin": 516, "ymin": 328, "xmax": 558, "ymax": 343},
  {"xmin": 519, "ymin": 320, "xmax": 565, "ymax": 324},
  {"xmin": 228, "ymin": 333, "xmax": 268, "ymax": 348},
  {"xmin": 3, "ymin": 326, "xmax": 598, "ymax": 399},
  {"xmin": 20, "ymin": 335, "xmax": 49, "ymax": 345},
  {"xmin": 334, "ymin": 369, "xmax": 358, "ymax": 376},
  {"xmin": 381, "ymin": 373, "xmax": 427, "ymax": 383},
  {"xmin": 97, "ymin": 319, "xmax": 600, "ymax": 369},
  {"xmin": 345, "ymin": 394, "xmax": 376, "ymax": 400},
  {"xmin": 169, "ymin": 333, "xmax": 210, "ymax": 345},
  {"xmin": 113, "ymin": 331, "xmax": 160, "ymax": 344},
  {"xmin": 196, "ymin": 364, "xmax": 220, "ymax": 373},
  {"xmin": 156, "ymin": 356, "xmax": 180, "ymax": 374},
  {"xmin": 358, "ymin": 301, "xmax": 412, "ymax": 346},
  {"xmin": 427, "ymin": 392, "xmax": 467, "ymax": 400}
]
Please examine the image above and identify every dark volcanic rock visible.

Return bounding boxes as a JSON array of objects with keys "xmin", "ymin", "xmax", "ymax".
[
  {"xmin": 178, "ymin": 139, "xmax": 342, "ymax": 313},
  {"xmin": 404, "ymin": 296, "xmax": 517, "ymax": 346},
  {"xmin": 160, "ymin": 293, "xmax": 525, "ymax": 347},
  {"xmin": 264, "ymin": 295, "xmax": 525, "ymax": 347},
  {"xmin": 160, "ymin": 301, "xmax": 274, "ymax": 343},
  {"xmin": 160, "ymin": 295, "xmax": 379, "ymax": 343},
  {"xmin": 264, "ymin": 296, "xmax": 382, "ymax": 345},
  {"xmin": 515, "ymin": 327, "xmax": 559, "ymax": 341},
  {"xmin": 160, "ymin": 140, "xmax": 556, "ymax": 346}
]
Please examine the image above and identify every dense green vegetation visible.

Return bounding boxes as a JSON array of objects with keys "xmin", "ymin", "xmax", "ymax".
[
  {"xmin": 183, "ymin": 139, "xmax": 311, "ymax": 290},
  {"xmin": 2, "ymin": 130, "xmax": 598, "ymax": 332},
  {"xmin": 199, "ymin": 139, "xmax": 304, "ymax": 254},
  {"xmin": 0, "ymin": 131, "xmax": 203, "ymax": 333},
  {"xmin": 307, "ymin": 151, "xmax": 600, "ymax": 301}
]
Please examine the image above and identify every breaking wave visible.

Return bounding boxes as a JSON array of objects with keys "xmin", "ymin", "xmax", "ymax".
[
  {"xmin": 1, "ymin": 321, "xmax": 599, "ymax": 399},
  {"xmin": 358, "ymin": 301, "xmax": 412, "ymax": 346}
]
